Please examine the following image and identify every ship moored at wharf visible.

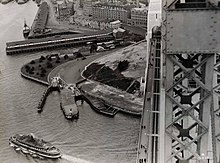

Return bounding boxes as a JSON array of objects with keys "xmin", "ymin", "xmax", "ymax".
[
  {"xmin": 23, "ymin": 20, "xmax": 31, "ymax": 38},
  {"xmin": 60, "ymin": 88, "xmax": 79, "ymax": 120},
  {"xmin": 6, "ymin": 30, "xmax": 114, "ymax": 55},
  {"xmin": 9, "ymin": 133, "xmax": 62, "ymax": 159}
]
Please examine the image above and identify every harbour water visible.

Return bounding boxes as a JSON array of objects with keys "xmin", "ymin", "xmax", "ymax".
[{"xmin": 0, "ymin": 1, "xmax": 140, "ymax": 163}]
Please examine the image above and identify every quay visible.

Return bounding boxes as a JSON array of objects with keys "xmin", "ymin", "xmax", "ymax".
[
  {"xmin": 28, "ymin": 1, "xmax": 49, "ymax": 38},
  {"xmin": 82, "ymin": 92, "xmax": 118, "ymax": 117},
  {"xmin": 25, "ymin": 1, "xmax": 79, "ymax": 39},
  {"xmin": 6, "ymin": 30, "xmax": 114, "ymax": 55}
]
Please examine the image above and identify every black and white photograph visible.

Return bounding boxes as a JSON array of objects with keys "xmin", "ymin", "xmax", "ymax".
[{"xmin": 0, "ymin": 0, "xmax": 220, "ymax": 163}]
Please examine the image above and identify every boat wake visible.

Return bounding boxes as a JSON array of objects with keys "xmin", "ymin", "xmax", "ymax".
[{"xmin": 61, "ymin": 154, "xmax": 93, "ymax": 163}]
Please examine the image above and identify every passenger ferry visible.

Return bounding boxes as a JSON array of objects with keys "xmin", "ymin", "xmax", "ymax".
[{"xmin": 9, "ymin": 133, "xmax": 61, "ymax": 159}]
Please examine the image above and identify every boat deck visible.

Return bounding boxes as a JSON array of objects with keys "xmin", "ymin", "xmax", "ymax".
[{"xmin": 60, "ymin": 88, "xmax": 79, "ymax": 119}]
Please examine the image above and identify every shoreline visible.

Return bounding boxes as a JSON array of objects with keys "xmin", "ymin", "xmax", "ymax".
[
  {"xmin": 20, "ymin": 69, "xmax": 49, "ymax": 86},
  {"xmin": 21, "ymin": 47, "xmax": 143, "ymax": 116}
]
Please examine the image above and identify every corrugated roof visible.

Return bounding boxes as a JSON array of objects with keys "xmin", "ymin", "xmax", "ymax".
[
  {"xmin": 30, "ymin": 2, "xmax": 49, "ymax": 34},
  {"xmin": 6, "ymin": 29, "xmax": 113, "ymax": 46}
]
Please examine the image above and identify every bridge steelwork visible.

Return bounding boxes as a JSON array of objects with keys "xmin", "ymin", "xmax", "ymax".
[{"xmin": 137, "ymin": 0, "xmax": 220, "ymax": 163}]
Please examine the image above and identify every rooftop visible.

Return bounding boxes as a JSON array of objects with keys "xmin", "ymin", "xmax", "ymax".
[
  {"xmin": 131, "ymin": 7, "xmax": 148, "ymax": 11},
  {"xmin": 30, "ymin": 2, "xmax": 49, "ymax": 35},
  {"xmin": 6, "ymin": 29, "xmax": 113, "ymax": 47}
]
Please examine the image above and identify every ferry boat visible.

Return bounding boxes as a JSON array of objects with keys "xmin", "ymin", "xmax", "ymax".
[
  {"xmin": 60, "ymin": 88, "xmax": 79, "ymax": 120},
  {"xmin": 23, "ymin": 20, "xmax": 30, "ymax": 38},
  {"xmin": 9, "ymin": 133, "xmax": 62, "ymax": 159}
]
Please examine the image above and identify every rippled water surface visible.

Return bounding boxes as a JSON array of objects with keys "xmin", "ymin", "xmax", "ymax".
[{"xmin": 0, "ymin": 2, "xmax": 140, "ymax": 163}]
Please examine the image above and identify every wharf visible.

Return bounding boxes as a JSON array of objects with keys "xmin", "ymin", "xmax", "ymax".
[
  {"xmin": 37, "ymin": 85, "xmax": 59, "ymax": 112},
  {"xmin": 82, "ymin": 92, "xmax": 118, "ymax": 117},
  {"xmin": 28, "ymin": 2, "xmax": 49, "ymax": 38},
  {"xmin": 6, "ymin": 30, "xmax": 113, "ymax": 55}
]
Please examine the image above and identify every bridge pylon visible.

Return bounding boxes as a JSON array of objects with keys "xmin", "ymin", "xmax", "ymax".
[
  {"xmin": 160, "ymin": 0, "xmax": 220, "ymax": 162},
  {"xmin": 137, "ymin": 0, "xmax": 220, "ymax": 163}
]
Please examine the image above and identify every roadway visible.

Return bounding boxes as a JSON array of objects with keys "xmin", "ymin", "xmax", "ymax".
[
  {"xmin": 136, "ymin": 0, "xmax": 162, "ymax": 163},
  {"xmin": 48, "ymin": 49, "xmax": 120, "ymax": 84}
]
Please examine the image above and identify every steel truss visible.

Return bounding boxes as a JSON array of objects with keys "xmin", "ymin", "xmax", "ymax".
[
  {"xmin": 159, "ymin": 0, "xmax": 220, "ymax": 162},
  {"xmin": 160, "ymin": 51, "xmax": 219, "ymax": 163}
]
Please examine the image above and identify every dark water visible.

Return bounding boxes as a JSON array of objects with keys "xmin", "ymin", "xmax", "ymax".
[{"xmin": 0, "ymin": 1, "xmax": 140, "ymax": 163}]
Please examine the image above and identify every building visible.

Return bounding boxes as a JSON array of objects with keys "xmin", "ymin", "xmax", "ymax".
[
  {"xmin": 83, "ymin": 0, "xmax": 93, "ymax": 16},
  {"xmin": 92, "ymin": 3, "xmax": 132, "ymax": 23},
  {"xmin": 74, "ymin": 16, "xmax": 121, "ymax": 30},
  {"xmin": 112, "ymin": 27, "xmax": 125, "ymax": 38},
  {"xmin": 109, "ymin": 20, "xmax": 121, "ymax": 29},
  {"xmin": 74, "ymin": 17, "xmax": 99, "ymax": 29},
  {"xmin": 130, "ymin": 7, "xmax": 147, "ymax": 29},
  {"xmin": 57, "ymin": 0, "xmax": 74, "ymax": 20}
]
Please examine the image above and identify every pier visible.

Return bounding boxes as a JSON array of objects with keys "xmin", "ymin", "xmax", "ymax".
[
  {"xmin": 82, "ymin": 93, "xmax": 118, "ymax": 117},
  {"xmin": 6, "ymin": 30, "xmax": 114, "ymax": 55},
  {"xmin": 37, "ymin": 86, "xmax": 53, "ymax": 112},
  {"xmin": 37, "ymin": 77, "xmax": 60, "ymax": 112},
  {"xmin": 28, "ymin": 1, "xmax": 49, "ymax": 38}
]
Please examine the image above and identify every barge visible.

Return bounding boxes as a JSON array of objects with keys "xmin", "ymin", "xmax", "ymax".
[
  {"xmin": 60, "ymin": 88, "xmax": 79, "ymax": 120},
  {"xmin": 9, "ymin": 133, "xmax": 61, "ymax": 159}
]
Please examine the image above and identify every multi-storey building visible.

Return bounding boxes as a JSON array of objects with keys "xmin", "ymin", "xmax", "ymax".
[
  {"xmin": 83, "ymin": 0, "xmax": 93, "ymax": 16},
  {"xmin": 57, "ymin": 0, "xmax": 74, "ymax": 20},
  {"xmin": 130, "ymin": 7, "xmax": 147, "ymax": 29},
  {"xmin": 92, "ymin": 3, "xmax": 133, "ymax": 23}
]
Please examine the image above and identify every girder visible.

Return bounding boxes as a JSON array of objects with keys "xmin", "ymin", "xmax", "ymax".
[
  {"xmin": 159, "ymin": 0, "xmax": 219, "ymax": 162},
  {"xmin": 162, "ymin": 53, "xmax": 216, "ymax": 162},
  {"xmin": 137, "ymin": 0, "xmax": 220, "ymax": 163}
]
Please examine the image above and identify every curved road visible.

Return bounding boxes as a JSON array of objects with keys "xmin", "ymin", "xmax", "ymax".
[{"xmin": 48, "ymin": 50, "xmax": 117, "ymax": 83}]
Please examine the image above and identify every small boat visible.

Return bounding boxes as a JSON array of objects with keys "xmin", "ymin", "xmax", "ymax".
[
  {"xmin": 23, "ymin": 20, "xmax": 30, "ymax": 38},
  {"xmin": 9, "ymin": 133, "xmax": 61, "ymax": 159},
  {"xmin": 60, "ymin": 88, "xmax": 79, "ymax": 120}
]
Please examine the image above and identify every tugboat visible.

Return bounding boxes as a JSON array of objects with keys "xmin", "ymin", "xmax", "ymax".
[
  {"xmin": 9, "ymin": 133, "xmax": 62, "ymax": 159},
  {"xmin": 23, "ymin": 20, "xmax": 30, "ymax": 38},
  {"xmin": 60, "ymin": 88, "xmax": 79, "ymax": 120}
]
